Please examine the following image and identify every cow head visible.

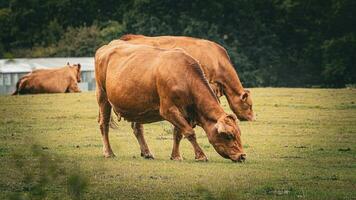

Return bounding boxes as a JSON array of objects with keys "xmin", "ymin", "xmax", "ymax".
[
  {"xmin": 74, "ymin": 63, "xmax": 81, "ymax": 83},
  {"xmin": 67, "ymin": 62, "xmax": 82, "ymax": 83},
  {"xmin": 209, "ymin": 114, "xmax": 246, "ymax": 162},
  {"xmin": 232, "ymin": 90, "xmax": 255, "ymax": 121}
]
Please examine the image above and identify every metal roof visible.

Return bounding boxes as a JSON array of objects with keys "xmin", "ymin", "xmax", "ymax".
[{"xmin": 0, "ymin": 57, "xmax": 94, "ymax": 73}]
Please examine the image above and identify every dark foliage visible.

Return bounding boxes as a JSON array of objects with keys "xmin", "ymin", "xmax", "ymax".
[{"xmin": 0, "ymin": 0, "xmax": 355, "ymax": 87}]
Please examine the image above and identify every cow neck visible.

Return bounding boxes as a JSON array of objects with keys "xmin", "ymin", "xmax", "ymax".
[
  {"xmin": 211, "ymin": 61, "xmax": 244, "ymax": 117},
  {"xmin": 217, "ymin": 60, "xmax": 245, "ymax": 96},
  {"xmin": 191, "ymin": 79, "xmax": 225, "ymax": 133},
  {"xmin": 195, "ymin": 99, "xmax": 224, "ymax": 122},
  {"xmin": 196, "ymin": 108, "xmax": 224, "ymax": 140}
]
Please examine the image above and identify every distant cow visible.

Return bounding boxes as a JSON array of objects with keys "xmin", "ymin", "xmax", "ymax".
[
  {"xmin": 95, "ymin": 40, "xmax": 246, "ymax": 162},
  {"xmin": 12, "ymin": 63, "xmax": 82, "ymax": 95},
  {"xmin": 120, "ymin": 34, "xmax": 255, "ymax": 121}
]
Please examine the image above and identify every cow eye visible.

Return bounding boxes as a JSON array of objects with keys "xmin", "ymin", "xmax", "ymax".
[{"xmin": 222, "ymin": 133, "xmax": 235, "ymax": 140}]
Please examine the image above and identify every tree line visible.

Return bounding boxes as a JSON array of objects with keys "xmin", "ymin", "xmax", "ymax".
[{"xmin": 0, "ymin": 0, "xmax": 355, "ymax": 87}]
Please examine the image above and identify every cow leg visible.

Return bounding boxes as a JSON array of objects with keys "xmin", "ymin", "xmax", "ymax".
[
  {"xmin": 170, "ymin": 126, "xmax": 183, "ymax": 161},
  {"xmin": 131, "ymin": 122, "xmax": 154, "ymax": 159},
  {"xmin": 67, "ymin": 81, "xmax": 81, "ymax": 93},
  {"xmin": 96, "ymin": 89, "xmax": 115, "ymax": 158},
  {"xmin": 186, "ymin": 132, "xmax": 208, "ymax": 161},
  {"xmin": 171, "ymin": 126, "xmax": 208, "ymax": 161},
  {"xmin": 160, "ymin": 105, "xmax": 208, "ymax": 161}
]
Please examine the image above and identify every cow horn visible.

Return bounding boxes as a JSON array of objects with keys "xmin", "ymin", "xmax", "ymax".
[
  {"xmin": 227, "ymin": 113, "xmax": 238, "ymax": 121},
  {"xmin": 215, "ymin": 121, "xmax": 226, "ymax": 134}
]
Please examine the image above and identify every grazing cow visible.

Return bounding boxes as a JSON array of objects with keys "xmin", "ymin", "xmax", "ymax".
[
  {"xmin": 12, "ymin": 63, "xmax": 81, "ymax": 95},
  {"xmin": 120, "ymin": 34, "xmax": 255, "ymax": 121},
  {"xmin": 95, "ymin": 40, "xmax": 246, "ymax": 162}
]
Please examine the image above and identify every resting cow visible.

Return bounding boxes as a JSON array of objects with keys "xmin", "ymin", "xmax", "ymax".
[
  {"xmin": 95, "ymin": 40, "xmax": 246, "ymax": 162},
  {"xmin": 12, "ymin": 63, "xmax": 81, "ymax": 95},
  {"xmin": 120, "ymin": 34, "xmax": 255, "ymax": 121}
]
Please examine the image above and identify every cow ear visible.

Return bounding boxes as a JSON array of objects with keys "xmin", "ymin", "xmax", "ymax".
[
  {"xmin": 77, "ymin": 64, "xmax": 81, "ymax": 70},
  {"xmin": 67, "ymin": 62, "xmax": 70, "ymax": 66},
  {"xmin": 240, "ymin": 92, "xmax": 249, "ymax": 101}
]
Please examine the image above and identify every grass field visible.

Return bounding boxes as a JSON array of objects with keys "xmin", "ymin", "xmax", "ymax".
[{"xmin": 0, "ymin": 88, "xmax": 355, "ymax": 199}]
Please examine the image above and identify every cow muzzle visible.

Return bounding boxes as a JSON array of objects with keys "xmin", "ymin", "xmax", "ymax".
[{"xmin": 231, "ymin": 153, "xmax": 246, "ymax": 163}]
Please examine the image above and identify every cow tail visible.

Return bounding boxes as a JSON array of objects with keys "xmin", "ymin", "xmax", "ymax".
[{"xmin": 12, "ymin": 78, "xmax": 22, "ymax": 95}]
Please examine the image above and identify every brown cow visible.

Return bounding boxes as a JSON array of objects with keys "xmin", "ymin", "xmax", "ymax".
[
  {"xmin": 12, "ymin": 63, "xmax": 81, "ymax": 95},
  {"xmin": 120, "ymin": 34, "xmax": 255, "ymax": 121},
  {"xmin": 95, "ymin": 40, "xmax": 246, "ymax": 162}
]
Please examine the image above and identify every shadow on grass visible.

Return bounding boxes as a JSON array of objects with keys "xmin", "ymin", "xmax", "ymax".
[
  {"xmin": 196, "ymin": 186, "xmax": 239, "ymax": 200},
  {"xmin": 7, "ymin": 141, "xmax": 88, "ymax": 200}
]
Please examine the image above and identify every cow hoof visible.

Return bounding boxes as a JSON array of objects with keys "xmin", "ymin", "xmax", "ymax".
[
  {"xmin": 195, "ymin": 156, "xmax": 208, "ymax": 162},
  {"xmin": 170, "ymin": 156, "xmax": 183, "ymax": 161},
  {"xmin": 103, "ymin": 153, "xmax": 116, "ymax": 158},
  {"xmin": 141, "ymin": 152, "xmax": 155, "ymax": 159}
]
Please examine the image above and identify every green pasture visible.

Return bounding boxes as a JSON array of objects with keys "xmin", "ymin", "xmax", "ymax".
[{"xmin": 0, "ymin": 88, "xmax": 355, "ymax": 199}]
